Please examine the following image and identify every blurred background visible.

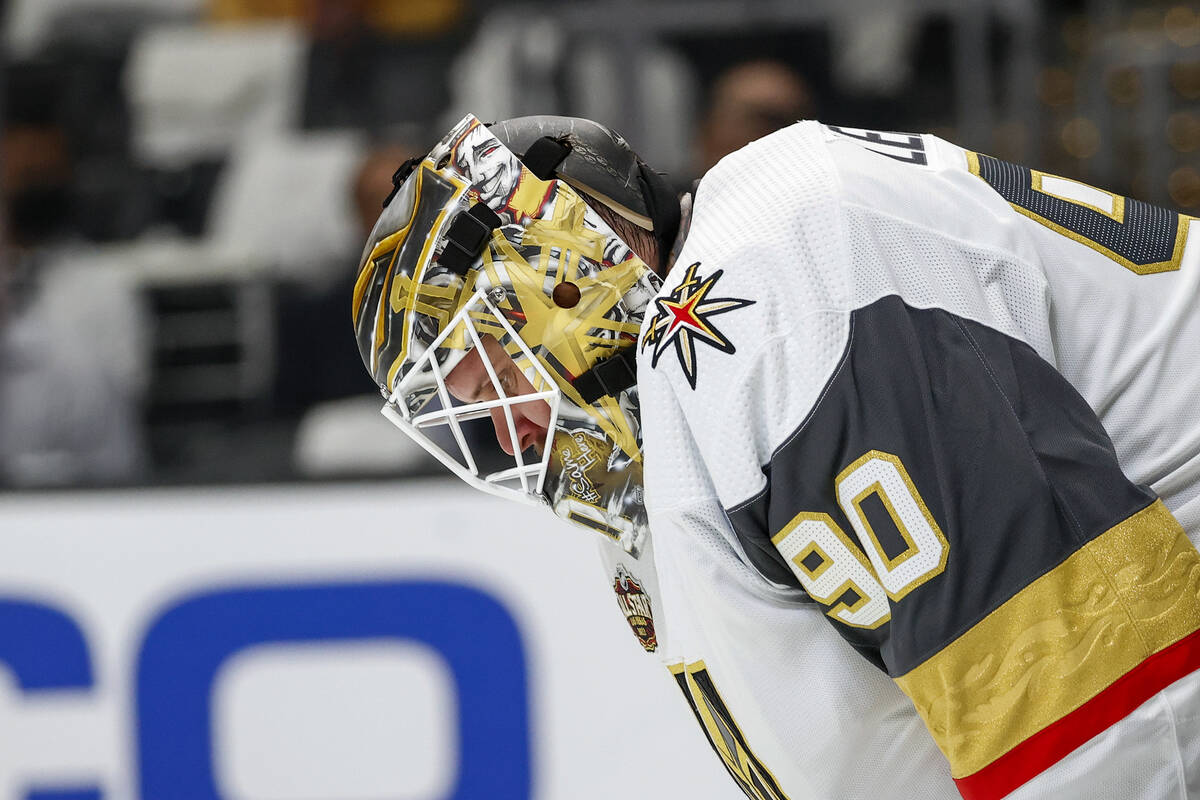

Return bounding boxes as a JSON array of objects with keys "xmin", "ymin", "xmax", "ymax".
[
  {"xmin": 0, "ymin": 0, "xmax": 1196, "ymax": 490},
  {"xmin": 0, "ymin": 2, "xmax": 1197, "ymax": 799}
]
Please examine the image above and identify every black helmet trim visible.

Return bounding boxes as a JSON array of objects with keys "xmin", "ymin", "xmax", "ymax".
[
  {"xmin": 488, "ymin": 116, "xmax": 681, "ymax": 263},
  {"xmin": 383, "ymin": 157, "xmax": 421, "ymax": 208}
]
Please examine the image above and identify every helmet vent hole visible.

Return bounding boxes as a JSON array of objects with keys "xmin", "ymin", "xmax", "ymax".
[
  {"xmin": 552, "ymin": 282, "xmax": 581, "ymax": 308},
  {"xmin": 436, "ymin": 153, "xmax": 451, "ymax": 169}
]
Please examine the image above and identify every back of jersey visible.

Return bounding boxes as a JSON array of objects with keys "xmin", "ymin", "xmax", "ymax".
[{"xmin": 825, "ymin": 125, "xmax": 1200, "ymax": 541}]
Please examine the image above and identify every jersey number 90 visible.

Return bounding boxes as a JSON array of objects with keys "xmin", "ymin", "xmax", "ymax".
[{"xmin": 771, "ymin": 450, "xmax": 948, "ymax": 629}]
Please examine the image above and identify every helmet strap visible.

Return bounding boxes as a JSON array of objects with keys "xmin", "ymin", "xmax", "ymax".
[
  {"xmin": 573, "ymin": 347, "xmax": 639, "ymax": 404},
  {"xmin": 440, "ymin": 202, "xmax": 503, "ymax": 275},
  {"xmin": 521, "ymin": 136, "xmax": 572, "ymax": 181},
  {"xmin": 382, "ymin": 157, "xmax": 421, "ymax": 208}
]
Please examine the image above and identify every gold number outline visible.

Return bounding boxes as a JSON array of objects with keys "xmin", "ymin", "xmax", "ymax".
[
  {"xmin": 835, "ymin": 450, "xmax": 950, "ymax": 601},
  {"xmin": 772, "ymin": 511, "xmax": 892, "ymax": 630}
]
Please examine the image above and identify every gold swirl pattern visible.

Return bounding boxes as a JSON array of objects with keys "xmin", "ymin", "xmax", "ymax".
[{"xmin": 895, "ymin": 500, "xmax": 1200, "ymax": 778}]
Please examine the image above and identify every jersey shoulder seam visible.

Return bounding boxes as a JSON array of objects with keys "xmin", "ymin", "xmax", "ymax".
[
  {"xmin": 946, "ymin": 312, "xmax": 1088, "ymax": 544},
  {"xmin": 724, "ymin": 310, "xmax": 859, "ymax": 514}
]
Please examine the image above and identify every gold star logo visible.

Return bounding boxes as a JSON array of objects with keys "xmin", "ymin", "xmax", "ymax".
[{"xmin": 641, "ymin": 262, "xmax": 754, "ymax": 389}]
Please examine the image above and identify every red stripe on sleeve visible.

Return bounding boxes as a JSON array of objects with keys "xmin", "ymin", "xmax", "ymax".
[{"xmin": 954, "ymin": 627, "xmax": 1200, "ymax": 800}]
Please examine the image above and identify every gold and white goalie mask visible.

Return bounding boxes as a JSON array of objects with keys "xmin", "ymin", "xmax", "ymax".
[{"xmin": 352, "ymin": 114, "xmax": 662, "ymax": 554}]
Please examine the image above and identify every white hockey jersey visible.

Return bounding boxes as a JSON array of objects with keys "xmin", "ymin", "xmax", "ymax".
[{"xmin": 600, "ymin": 122, "xmax": 1200, "ymax": 800}]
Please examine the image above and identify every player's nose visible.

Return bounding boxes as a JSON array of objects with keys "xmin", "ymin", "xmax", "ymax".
[{"xmin": 489, "ymin": 404, "xmax": 547, "ymax": 456}]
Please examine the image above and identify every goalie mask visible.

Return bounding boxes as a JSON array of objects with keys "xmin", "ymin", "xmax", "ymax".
[{"xmin": 352, "ymin": 114, "xmax": 678, "ymax": 555}]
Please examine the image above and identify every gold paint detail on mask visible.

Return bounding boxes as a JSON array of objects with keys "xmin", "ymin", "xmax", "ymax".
[
  {"xmin": 551, "ymin": 429, "xmax": 607, "ymax": 505},
  {"xmin": 507, "ymin": 166, "xmax": 554, "ymax": 219},
  {"xmin": 895, "ymin": 500, "xmax": 1200, "ymax": 778},
  {"xmin": 483, "ymin": 191, "xmax": 647, "ymax": 459},
  {"xmin": 364, "ymin": 162, "xmax": 471, "ymax": 389}
]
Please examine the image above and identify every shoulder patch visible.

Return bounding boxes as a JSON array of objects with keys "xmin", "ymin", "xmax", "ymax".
[
  {"xmin": 613, "ymin": 564, "xmax": 657, "ymax": 652},
  {"xmin": 640, "ymin": 262, "xmax": 754, "ymax": 389}
]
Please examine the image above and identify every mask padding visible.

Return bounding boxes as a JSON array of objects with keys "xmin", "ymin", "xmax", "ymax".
[{"xmin": 637, "ymin": 162, "xmax": 682, "ymax": 263}]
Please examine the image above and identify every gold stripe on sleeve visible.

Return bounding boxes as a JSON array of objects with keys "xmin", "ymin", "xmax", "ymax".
[{"xmin": 894, "ymin": 500, "xmax": 1200, "ymax": 778}]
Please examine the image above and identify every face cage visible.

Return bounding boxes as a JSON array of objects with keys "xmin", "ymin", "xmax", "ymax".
[{"xmin": 381, "ymin": 290, "xmax": 563, "ymax": 508}]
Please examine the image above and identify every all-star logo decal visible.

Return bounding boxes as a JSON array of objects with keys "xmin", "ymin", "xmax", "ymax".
[
  {"xmin": 613, "ymin": 564, "xmax": 657, "ymax": 652},
  {"xmin": 640, "ymin": 262, "xmax": 755, "ymax": 389}
]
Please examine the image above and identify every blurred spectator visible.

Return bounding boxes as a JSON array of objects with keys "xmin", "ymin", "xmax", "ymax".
[
  {"xmin": 352, "ymin": 142, "xmax": 420, "ymax": 239},
  {"xmin": 695, "ymin": 59, "xmax": 816, "ymax": 176},
  {"xmin": 284, "ymin": 141, "xmax": 445, "ymax": 477},
  {"xmin": 2, "ymin": 64, "xmax": 75, "ymax": 248},
  {"xmin": 205, "ymin": 129, "xmax": 364, "ymax": 286},
  {"xmin": 4, "ymin": 0, "xmax": 203, "ymax": 61},
  {"xmin": 273, "ymin": 141, "xmax": 420, "ymax": 420},
  {"xmin": 0, "ymin": 62, "xmax": 149, "ymax": 487},
  {"xmin": 211, "ymin": 0, "xmax": 470, "ymax": 137}
]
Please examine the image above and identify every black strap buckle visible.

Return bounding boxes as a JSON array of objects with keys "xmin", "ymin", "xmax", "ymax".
[
  {"xmin": 574, "ymin": 347, "xmax": 638, "ymax": 403},
  {"xmin": 382, "ymin": 157, "xmax": 421, "ymax": 208},
  {"xmin": 522, "ymin": 136, "xmax": 572, "ymax": 181},
  {"xmin": 439, "ymin": 202, "xmax": 503, "ymax": 275}
]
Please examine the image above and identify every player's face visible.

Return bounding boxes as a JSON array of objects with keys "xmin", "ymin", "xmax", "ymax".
[{"xmin": 444, "ymin": 335, "xmax": 552, "ymax": 456}]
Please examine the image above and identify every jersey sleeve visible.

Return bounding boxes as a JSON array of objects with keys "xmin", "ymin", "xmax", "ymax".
[
  {"xmin": 723, "ymin": 288, "xmax": 1200, "ymax": 795},
  {"xmin": 653, "ymin": 122, "xmax": 1200, "ymax": 798},
  {"xmin": 636, "ymin": 317, "xmax": 963, "ymax": 800}
]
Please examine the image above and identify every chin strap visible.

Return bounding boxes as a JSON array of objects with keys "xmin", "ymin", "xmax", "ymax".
[{"xmin": 573, "ymin": 346, "xmax": 638, "ymax": 404}]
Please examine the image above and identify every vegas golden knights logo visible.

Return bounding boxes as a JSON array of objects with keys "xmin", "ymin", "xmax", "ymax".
[
  {"xmin": 640, "ymin": 262, "xmax": 755, "ymax": 390},
  {"xmin": 613, "ymin": 565, "xmax": 657, "ymax": 652},
  {"xmin": 670, "ymin": 661, "xmax": 790, "ymax": 800}
]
